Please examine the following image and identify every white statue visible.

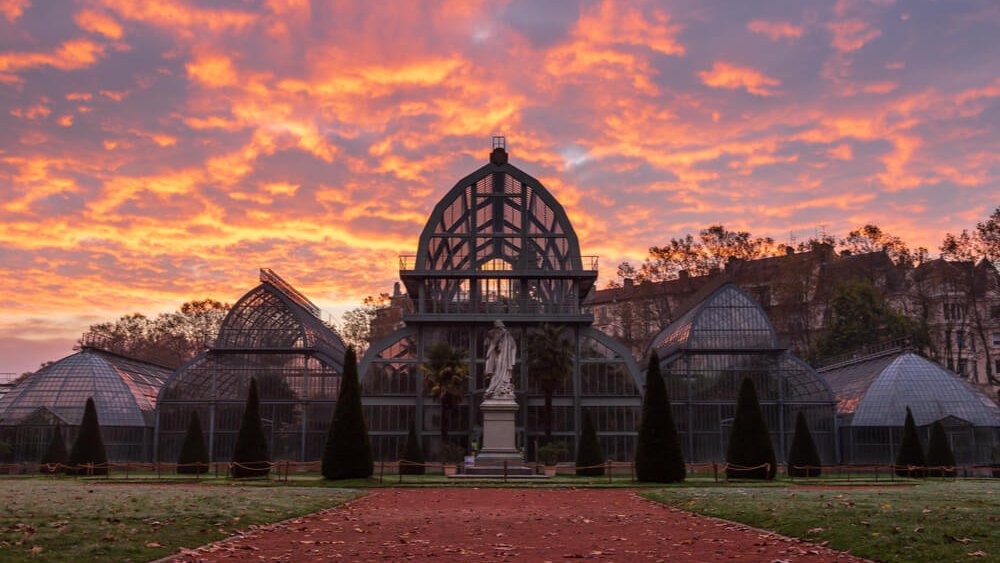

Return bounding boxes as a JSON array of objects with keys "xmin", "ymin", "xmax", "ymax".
[{"xmin": 484, "ymin": 320, "xmax": 516, "ymax": 400}]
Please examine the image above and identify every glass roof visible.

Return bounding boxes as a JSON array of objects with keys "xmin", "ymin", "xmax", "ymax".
[
  {"xmin": 0, "ymin": 349, "xmax": 171, "ymax": 427},
  {"xmin": 821, "ymin": 351, "xmax": 1000, "ymax": 427},
  {"xmin": 417, "ymin": 162, "xmax": 584, "ymax": 273},
  {"xmin": 215, "ymin": 281, "xmax": 346, "ymax": 361},
  {"xmin": 651, "ymin": 283, "xmax": 779, "ymax": 356}
]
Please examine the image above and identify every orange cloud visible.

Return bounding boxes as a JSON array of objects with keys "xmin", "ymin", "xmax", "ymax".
[
  {"xmin": 699, "ymin": 62, "xmax": 780, "ymax": 96},
  {"xmin": 827, "ymin": 19, "xmax": 881, "ymax": 53},
  {"xmin": 74, "ymin": 9, "xmax": 124, "ymax": 40},
  {"xmin": 747, "ymin": 20, "xmax": 804, "ymax": 41},
  {"xmin": 0, "ymin": 0, "xmax": 29, "ymax": 23},
  {"xmin": 0, "ymin": 38, "xmax": 106, "ymax": 72}
]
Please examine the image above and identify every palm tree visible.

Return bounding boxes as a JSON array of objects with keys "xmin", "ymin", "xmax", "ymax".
[
  {"xmin": 422, "ymin": 342, "xmax": 469, "ymax": 442},
  {"xmin": 526, "ymin": 324, "xmax": 574, "ymax": 441}
]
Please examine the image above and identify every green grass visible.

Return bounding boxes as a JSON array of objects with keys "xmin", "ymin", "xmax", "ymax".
[
  {"xmin": 0, "ymin": 478, "xmax": 359, "ymax": 562},
  {"xmin": 643, "ymin": 480, "xmax": 1000, "ymax": 562}
]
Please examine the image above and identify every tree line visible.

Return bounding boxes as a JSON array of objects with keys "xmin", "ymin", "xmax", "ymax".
[{"xmin": 613, "ymin": 206, "xmax": 999, "ymax": 286}]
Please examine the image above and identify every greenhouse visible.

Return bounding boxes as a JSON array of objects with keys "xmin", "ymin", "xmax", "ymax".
[
  {"xmin": 360, "ymin": 140, "xmax": 643, "ymax": 462},
  {"xmin": 0, "ymin": 348, "xmax": 171, "ymax": 462},
  {"xmin": 820, "ymin": 350, "xmax": 1000, "ymax": 465},
  {"xmin": 650, "ymin": 282, "xmax": 839, "ymax": 464},
  {"xmin": 155, "ymin": 269, "xmax": 346, "ymax": 463}
]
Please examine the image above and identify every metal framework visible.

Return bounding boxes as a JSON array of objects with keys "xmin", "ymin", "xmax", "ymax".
[
  {"xmin": 651, "ymin": 283, "xmax": 839, "ymax": 464},
  {"xmin": 821, "ymin": 349, "xmax": 1000, "ymax": 464},
  {"xmin": 155, "ymin": 270, "xmax": 346, "ymax": 462},
  {"xmin": 0, "ymin": 348, "xmax": 171, "ymax": 462},
  {"xmin": 361, "ymin": 145, "xmax": 642, "ymax": 461}
]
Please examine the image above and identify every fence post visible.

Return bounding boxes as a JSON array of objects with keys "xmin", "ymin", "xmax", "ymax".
[
  {"xmin": 607, "ymin": 460, "xmax": 612, "ymax": 484},
  {"xmin": 713, "ymin": 462, "xmax": 718, "ymax": 483},
  {"xmin": 504, "ymin": 460, "xmax": 508, "ymax": 483},
  {"xmin": 631, "ymin": 461, "xmax": 635, "ymax": 483},
  {"xmin": 379, "ymin": 461, "xmax": 384, "ymax": 484}
]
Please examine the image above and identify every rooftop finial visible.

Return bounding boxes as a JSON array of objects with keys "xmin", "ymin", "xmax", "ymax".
[{"xmin": 490, "ymin": 135, "xmax": 508, "ymax": 165}]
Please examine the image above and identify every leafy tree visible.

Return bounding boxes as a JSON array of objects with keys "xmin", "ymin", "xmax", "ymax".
[
  {"xmin": 39, "ymin": 423, "xmax": 67, "ymax": 473},
  {"xmin": 635, "ymin": 351, "xmax": 685, "ymax": 483},
  {"xmin": 813, "ymin": 280, "xmax": 921, "ymax": 361},
  {"xmin": 231, "ymin": 378, "xmax": 270, "ymax": 478},
  {"xmin": 78, "ymin": 299, "xmax": 230, "ymax": 368},
  {"xmin": 177, "ymin": 411, "xmax": 209, "ymax": 475},
  {"xmin": 398, "ymin": 419, "xmax": 425, "ymax": 475},
  {"xmin": 422, "ymin": 342, "xmax": 469, "ymax": 442},
  {"xmin": 66, "ymin": 398, "xmax": 108, "ymax": 476},
  {"xmin": 787, "ymin": 411, "xmax": 822, "ymax": 477},
  {"xmin": 925, "ymin": 420, "xmax": 956, "ymax": 478},
  {"xmin": 840, "ymin": 224, "xmax": 927, "ymax": 267},
  {"xmin": 322, "ymin": 347, "xmax": 373, "ymax": 480},
  {"xmin": 525, "ymin": 324, "xmax": 573, "ymax": 441},
  {"xmin": 726, "ymin": 378, "xmax": 776, "ymax": 480},
  {"xmin": 335, "ymin": 293, "xmax": 391, "ymax": 355},
  {"xmin": 895, "ymin": 407, "xmax": 925, "ymax": 478},
  {"xmin": 575, "ymin": 410, "xmax": 605, "ymax": 477},
  {"xmin": 941, "ymin": 205, "xmax": 1000, "ymax": 265}
]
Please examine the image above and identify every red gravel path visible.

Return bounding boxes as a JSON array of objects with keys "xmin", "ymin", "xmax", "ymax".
[{"xmin": 174, "ymin": 488, "xmax": 867, "ymax": 562}]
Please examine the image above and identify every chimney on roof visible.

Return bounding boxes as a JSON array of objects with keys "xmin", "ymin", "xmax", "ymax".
[
  {"xmin": 786, "ymin": 246, "xmax": 795, "ymax": 256},
  {"xmin": 623, "ymin": 278, "xmax": 634, "ymax": 288},
  {"xmin": 393, "ymin": 281, "xmax": 402, "ymax": 298},
  {"xmin": 678, "ymin": 270, "xmax": 689, "ymax": 280},
  {"xmin": 490, "ymin": 136, "xmax": 508, "ymax": 165}
]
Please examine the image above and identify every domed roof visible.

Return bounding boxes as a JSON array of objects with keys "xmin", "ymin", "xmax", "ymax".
[
  {"xmin": 821, "ymin": 351, "xmax": 1000, "ymax": 427},
  {"xmin": 0, "ymin": 348, "xmax": 171, "ymax": 427}
]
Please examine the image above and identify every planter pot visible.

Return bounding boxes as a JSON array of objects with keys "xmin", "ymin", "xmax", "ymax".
[
  {"xmin": 443, "ymin": 463, "xmax": 457, "ymax": 476},
  {"xmin": 544, "ymin": 465, "xmax": 557, "ymax": 477}
]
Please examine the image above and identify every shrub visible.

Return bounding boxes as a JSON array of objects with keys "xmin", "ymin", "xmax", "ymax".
[
  {"xmin": 399, "ymin": 419, "xmax": 425, "ymax": 475},
  {"xmin": 895, "ymin": 406, "xmax": 925, "ymax": 478},
  {"xmin": 439, "ymin": 442, "xmax": 466, "ymax": 464},
  {"xmin": 177, "ymin": 411, "xmax": 209, "ymax": 475},
  {"xmin": 66, "ymin": 398, "xmax": 108, "ymax": 476},
  {"xmin": 787, "ymin": 411, "xmax": 822, "ymax": 477},
  {"xmin": 726, "ymin": 378, "xmax": 776, "ymax": 480},
  {"xmin": 925, "ymin": 420, "xmax": 956, "ymax": 478},
  {"xmin": 322, "ymin": 347, "xmax": 373, "ymax": 480},
  {"xmin": 231, "ymin": 378, "xmax": 270, "ymax": 478},
  {"xmin": 575, "ymin": 410, "xmax": 604, "ymax": 476},
  {"xmin": 39, "ymin": 423, "xmax": 67, "ymax": 473},
  {"xmin": 537, "ymin": 441, "xmax": 569, "ymax": 466},
  {"xmin": 635, "ymin": 350, "xmax": 685, "ymax": 483}
]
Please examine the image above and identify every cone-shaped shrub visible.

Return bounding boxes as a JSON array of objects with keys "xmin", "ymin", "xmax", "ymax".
[
  {"xmin": 66, "ymin": 398, "xmax": 108, "ymax": 476},
  {"xmin": 726, "ymin": 378, "xmax": 776, "ymax": 480},
  {"xmin": 399, "ymin": 419, "xmax": 425, "ymax": 475},
  {"xmin": 231, "ymin": 378, "xmax": 270, "ymax": 478},
  {"xmin": 925, "ymin": 420, "xmax": 956, "ymax": 478},
  {"xmin": 39, "ymin": 423, "xmax": 67, "ymax": 474},
  {"xmin": 635, "ymin": 351, "xmax": 685, "ymax": 482},
  {"xmin": 787, "ymin": 411, "xmax": 822, "ymax": 477},
  {"xmin": 575, "ymin": 410, "xmax": 605, "ymax": 476},
  {"xmin": 177, "ymin": 411, "xmax": 209, "ymax": 475},
  {"xmin": 322, "ymin": 347, "xmax": 373, "ymax": 480},
  {"xmin": 895, "ymin": 406, "xmax": 925, "ymax": 478}
]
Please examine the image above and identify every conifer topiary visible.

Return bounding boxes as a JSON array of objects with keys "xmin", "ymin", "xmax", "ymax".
[
  {"xmin": 231, "ymin": 378, "xmax": 270, "ymax": 478},
  {"xmin": 39, "ymin": 423, "xmax": 67, "ymax": 473},
  {"xmin": 787, "ymin": 411, "xmax": 822, "ymax": 477},
  {"xmin": 66, "ymin": 397, "xmax": 108, "ymax": 476},
  {"xmin": 322, "ymin": 347, "xmax": 373, "ymax": 480},
  {"xmin": 635, "ymin": 351, "xmax": 685, "ymax": 482},
  {"xmin": 895, "ymin": 406, "xmax": 925, "ymax": 478},
  {"xmin": 399, "ymin": 418, "xmax": 425, "ymax": 475},
  {"xmin": 925, "ymin": 420, "xmax": 956, "ymax": 478},
  {"xmin": 726, "ymin": 377, "xmax": 776, "ymax": 480},
  {"xmin": 177, "ymin": 411, "xmax": 209, "ymax": 475},
  {"xmin": 575, "ymin": 410, "xmax": 605, "ymax": 476}
]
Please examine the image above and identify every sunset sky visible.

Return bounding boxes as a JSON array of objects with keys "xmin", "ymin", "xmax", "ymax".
[{"xmin": 1, "ymin": 0, "xmax": 998, "ymax": 373}]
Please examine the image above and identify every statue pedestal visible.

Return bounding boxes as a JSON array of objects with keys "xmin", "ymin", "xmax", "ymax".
[{"xmin": 474, "ymin": 398, "xmax": 521, "ymax": 465}]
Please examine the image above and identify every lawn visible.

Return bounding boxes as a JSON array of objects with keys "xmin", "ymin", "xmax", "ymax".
[
  {"xmin": 0, "ymin": 478, "xmax": 359, "ymax": 562},
  {"xmin": 643, "ymin": 480, "xmax": 1000, "ymax": 562}
]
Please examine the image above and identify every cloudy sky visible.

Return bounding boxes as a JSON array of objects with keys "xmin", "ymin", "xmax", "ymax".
[{"xmin": 1, "ymin": 0, "xmax": 998, "ymax": 373}]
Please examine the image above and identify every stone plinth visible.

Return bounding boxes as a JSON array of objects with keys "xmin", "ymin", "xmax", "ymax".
[{"xmin": 475, "ymin": 398, "xmax": 520, "ymax": 465}]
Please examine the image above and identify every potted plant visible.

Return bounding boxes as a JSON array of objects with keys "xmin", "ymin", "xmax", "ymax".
[
  {"xmin": 537, "ymin": 442, "xmax": 568, "ymax": 477},
  {"xmin": 440, "ymin": 443, "xmax": 465, "ymax": 476}
]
